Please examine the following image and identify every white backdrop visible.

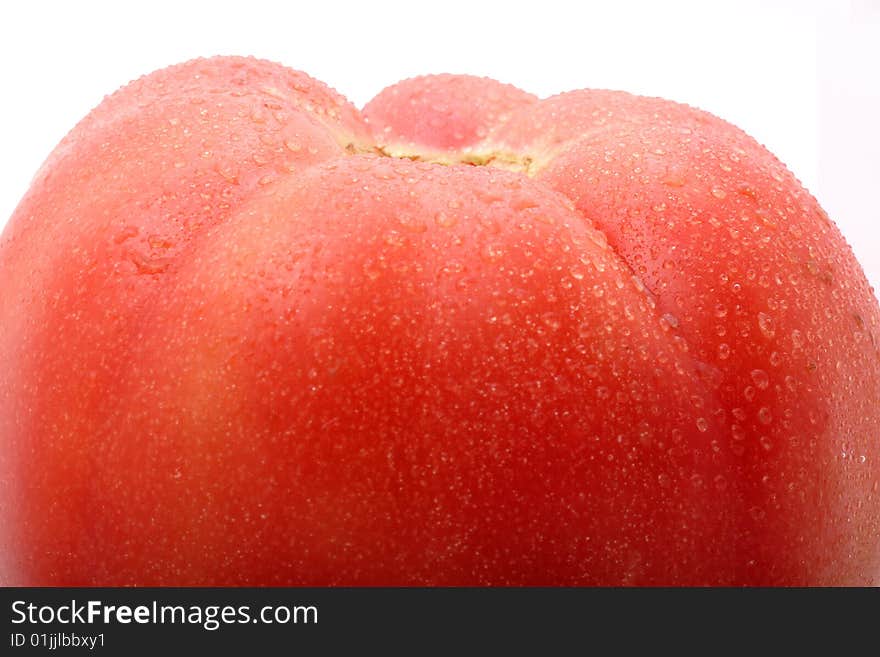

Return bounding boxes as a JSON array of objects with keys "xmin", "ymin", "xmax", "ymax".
[{"xmin": 1, "ymin": 0, "xmax": 878, "ymax": 293}]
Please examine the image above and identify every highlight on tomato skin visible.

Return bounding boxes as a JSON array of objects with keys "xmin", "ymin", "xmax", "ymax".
[{"xmin": 0, "ymin": 56, "xmax": 877, "ymax": 586}]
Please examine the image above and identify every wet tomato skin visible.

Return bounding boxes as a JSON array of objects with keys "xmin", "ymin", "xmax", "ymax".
[{"xmin": 1, "ymin": 57, "xmax": 878, "ymax": 585}]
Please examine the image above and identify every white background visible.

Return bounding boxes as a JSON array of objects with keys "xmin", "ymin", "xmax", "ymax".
[{"xmin": 1, "ymin": 0, "xmax": 878, "ymax": 294}]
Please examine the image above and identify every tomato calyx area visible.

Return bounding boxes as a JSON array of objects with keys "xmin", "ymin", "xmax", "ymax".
[{"xmin": 343, "ymin": 140, "xmax": 539, "ymax": 176}]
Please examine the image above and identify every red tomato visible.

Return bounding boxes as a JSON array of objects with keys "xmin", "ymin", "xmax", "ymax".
[{"xmin": 1, "ymin": 57, "xmax": 878, "ymax": 585}]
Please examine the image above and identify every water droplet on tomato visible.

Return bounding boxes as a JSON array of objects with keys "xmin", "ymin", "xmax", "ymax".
[
  {"xmin": 661, "ymin": 313, "xmax": 679, "ymax": 329},
  {"xmin": 757, "ymin": 312, "xmax": 775, "ymax": 338},
  {"xmin": 131, "ymin": 253, "xmax": 172, "ymax": 275},
  {"xmin": 749, "ymin": 506, "xmax": 766, "ymax": 521},
  {"xmin": 750, "ymin": 369, "xmax": 770, "ymax": 389}
]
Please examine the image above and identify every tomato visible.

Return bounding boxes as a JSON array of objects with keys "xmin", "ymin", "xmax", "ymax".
[{"xmin": 1, "ymin": 56, "xmax": 878, "ymax": 585}]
